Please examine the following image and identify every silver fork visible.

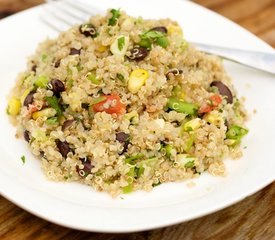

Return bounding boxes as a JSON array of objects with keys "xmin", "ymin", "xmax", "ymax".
[{"xmin": 41, "ymin": 0, "xmax": 275, "ymax": 75}]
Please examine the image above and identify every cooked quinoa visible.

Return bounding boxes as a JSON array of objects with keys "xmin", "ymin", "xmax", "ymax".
[{"xmin": 7, "ymin": 9, "xmax": 248, "ymax": 196}]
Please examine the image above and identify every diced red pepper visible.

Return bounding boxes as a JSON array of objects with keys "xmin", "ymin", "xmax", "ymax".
[
  {"xmin": 199, "ymin": 94, "xmax": 222, "ymax": 114},
  {"xmin": 92, "ymin": 94, "xmax": 126, "ymax": 115},
  {"xmin": 209, "ymin": 94, "xmax": 222, "ymax": 107}
]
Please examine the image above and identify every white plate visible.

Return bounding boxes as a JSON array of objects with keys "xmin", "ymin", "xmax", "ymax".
[{"xmin": 0, "ymin": 0, "xmax": 274, "ymax": 233}]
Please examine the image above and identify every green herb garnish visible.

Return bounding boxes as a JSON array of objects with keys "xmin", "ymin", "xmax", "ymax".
[
  {"xmin": 184, "ymin": 160, "xmax": 195, "ymax": 168},
  {"xmin": 139, "ymin": 30, "xmax": 169, "ymax": 48},
  {"xmin": 21, "ymin": 155, "xmax": 26, "ymax": 165},
  {"xmin": 46, "ymin": 117, "xmax": 58, "ymax": 125},
  {"xmin": 45, "ymin": 96, "xmax": 63, "ymax": 117},
  {"xmin": 108, "ymin": 9, "xmax": 120, "ymax": 26},
  {"xmin": 117, "ymin": 36, "xmax": 125, "ymax": 51},
  {"xmin": 117, "ymin": 73, "xmax": 125, "ymax": 81}
]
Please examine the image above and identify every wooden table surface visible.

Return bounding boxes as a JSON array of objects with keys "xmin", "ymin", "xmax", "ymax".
[{"xmin": 0, "ymin": 0, "xmax": 274, "ymax": 239}]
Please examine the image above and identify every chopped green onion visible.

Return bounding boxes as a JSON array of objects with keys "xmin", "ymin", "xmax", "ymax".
[
  {"xmin": 34, "ymin": 75, "xmax": 49, "ymax": 88},
  {"xmin": 164, "ymin": 144, "xmax": 174, "ymax": 158},
  {"xmin": 183, "ymin": 136, "xmax": 194, "ymax": 152},
  {"xmin": 87, "ymin": 72, "xmax": 100, "ymax": 85},
  {"xmin": 184, "ymin": 160, "xmax": 195, "ymax": 168},
  {"xmin": 226, "ymin": 125, "xmax": 248, "ymax": 145},
  {"xmin": 122, "ymin": 183, "xmax": 133, "ymax": 194},
  {"xmin": 125, "ymin": 153, "xmax": 144, "ymax": 165},
  {"xmin": 167, "ymin": 97, "xmax": 198, "ymax": 115},
  {"xmin": 90, "ymin": 96, "xmax": 107, "ymax": 105}
]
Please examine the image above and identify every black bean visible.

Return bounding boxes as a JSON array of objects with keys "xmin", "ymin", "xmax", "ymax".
[
  {"xmin": 116, "ymin": 132, "xmax": 129, "ymax": 143},
  {"xmin": 165, "ymin": 68, "xmax": 183, "ymax": 79},
  {"xmin": 56, "ymin": 140, "xmax": 71, "ymax": 158},
  {"xmin": 210, "ymin": 81, "xmax": 233, "ymax": 104},
  {"xmin": 48, "ymin": 79, "xmax": 65, "ymax": 94},
  {"xmin": 54, "ymin": 59, "xmax": 61, "ymax": 68},
  {"xmin": 79, "ymin": 23, "xmax": 97, "ymax": 37},
  {"xmin": 150, "ymin": 26, "xmax": 168, "ymax": 34},
  {"xmin": 31, "ymin": 64, "xmax": 37, "ymax": 72},
  {"xmin": 62, "ymin": 119, "xmax": 74, "ymax": 131},
  {"xmin": 23, "ymin": 91, "xmax": 35, "ymax": 107},
  {"xmin": 81, "ymin": 103, "xmax": 90, "ymax": 109},
  {"xmin": 23, "ymin": 130, "xmax": 30, "ymax": 142},
  {"xmin": 129, "ymin": 47, "xmax": 149, "ymax": 61},
  {"xmin": 116, "ymin": 132, "xmax": 130, "ymax": 154},
  {"xmin": 76, "ymin": 157, "xmax": 94, "ymax": 177},
  {"xmin": 69, "ymin": 48, "xmax": 81, "ymax": 55}
]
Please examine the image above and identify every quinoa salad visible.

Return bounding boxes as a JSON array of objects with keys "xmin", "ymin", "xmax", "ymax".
[{"xmin": 6, "ymin": 9, "xmax": 248, "ymax": 196}]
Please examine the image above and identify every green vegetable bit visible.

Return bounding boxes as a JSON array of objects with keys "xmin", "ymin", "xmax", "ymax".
[
  {"xmin": 184, "ymin": 160, "xmax": 195, "ymax": 168},
  {"xmin": 45, "ymin": 96, "xmax": 63, "ymax": 117},
  {"xmin": 125, "ymin": 153, "xmax": 144, "ymax": 165},
  {"xmin": 46, "ymin": 117, "xmax": 58, "ymax": 125},
  {"xmin": 138, "ymin": 39, "xmax": 152, "ymax": 49},
  {"xmin": 139, "ymin": 30, "xmax": 169, "ymax": 48},
  {"xmin": 34, "ymin": 75, "xmax": 49, "ymax": 88},
  {"xmin": 167, "ymin": 97, "xmax": 198, "ymax": 115},
  {"xmin": 87, "ymin": 72, "xmax": 100, "ymax": 85},
  {"xmin": 108, "ymin": 9, "xmax": 121, "ymax": 26},
  {"xmin": 226, "ymin": 125, "xmax": 248, "ymax": 144},
  {"xmin": 183, "ymin": 136, "xmax": 194, "ymax": 152},
  {"xmin": 156, "ymin": 36, "xmax": 169, "ymax": 48},
  {"xmin": 20, "ymin": 155, "xmax": 26, "ymax": 165},
  {"xmin": 117, "ymin": 36, "xmax": 125, "ymax": 51},
  {"xmin": 41, "ymin": 54, "xmax": 47, "ymax": 63},
  {"xmin": 122, "ymin": 184, "xmax": 133, "ymax": 194}
]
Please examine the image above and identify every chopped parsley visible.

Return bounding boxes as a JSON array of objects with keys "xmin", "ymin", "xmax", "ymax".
[
  {"xmin": 117, "ymin": 73, "xmax": 125, "ymax": 81},
  {"xmin": 21, "ymin": 155, "xmax": 26, "ymax": 165},
  {"xmin": 117, "ymin": 36, "xmax": 125, "ymax": 51},
  {"xmin": 108, "ymin": 9, "xmax": 120, "ymax": 26},
  {"xmin": 46, "ymin": 117, "xmax": 58, "ymax": 125},
  {"xmin": 45, "ymin": 96, "xmax": 63, "ymax": 117},
  {"xmin": 139, "ymin": 30, "xmax": 169, "ymax": 48}
]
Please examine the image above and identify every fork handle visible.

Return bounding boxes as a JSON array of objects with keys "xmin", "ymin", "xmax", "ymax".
[{"xmin": 191, "ymin": 42, "xmax": 275, "ymax": 75}]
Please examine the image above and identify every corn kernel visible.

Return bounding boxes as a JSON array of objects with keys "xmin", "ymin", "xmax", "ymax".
[
  {"xmin": 32, "ymin": 108, "xmax": 56, "ymax": 120},
  {"xmin": 183, "ymin": 118, "xmax": 201, "ymax": 131},
  {"xmin": 128, "ymin": 69, "xmax": 149, "ymax": 93},
  {"xmin": 204, "ymin": 112, "xmax": 223, "ymax": 126},
  {"xmin": 97, "ymin": 45, "xmax": 107, "ymax": 53},
  {"xmin": 7, "ymin": 97, "xmax": 21, "ymax": 116}
]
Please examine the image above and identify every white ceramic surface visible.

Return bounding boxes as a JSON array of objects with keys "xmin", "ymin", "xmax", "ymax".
[{"xmin": 0, "ymin": 0, "xmax": 274, "ymax": 233}]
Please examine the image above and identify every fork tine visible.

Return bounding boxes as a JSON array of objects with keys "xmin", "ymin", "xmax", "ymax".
[{"xmin": 41, "ymin": 0, "xmax": 103, "ymax": 32}]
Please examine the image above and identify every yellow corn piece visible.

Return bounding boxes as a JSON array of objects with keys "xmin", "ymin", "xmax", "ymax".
[
  {"xmin": 183, "ymin": 118, "xmax": 201, "ymax": 132},
  {"xmin": 97, "ymin": 45, "xmax": 107, "ymax": 53},
  {"xmin": 168, "ymin": 24, "xmax": 183, "ymax": 37},
  {"xmin": 7, "ymin": 97, "xmax": 21, "ymax": 116},
  {"xmin": 128, "ymin": 69, "xmax": 149, "ymax": 93},
  {"xmin": 32, "ymin": 108, "xmax": 56, "ymax": 120},
  {"xmin": 204, "ymin": 112, "xmax": 223, "ymax": 126}
]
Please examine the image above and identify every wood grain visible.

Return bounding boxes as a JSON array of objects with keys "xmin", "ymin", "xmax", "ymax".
[{"xmin": 0, "ymin": 0, "xmax": 274, "ymax": 239}]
